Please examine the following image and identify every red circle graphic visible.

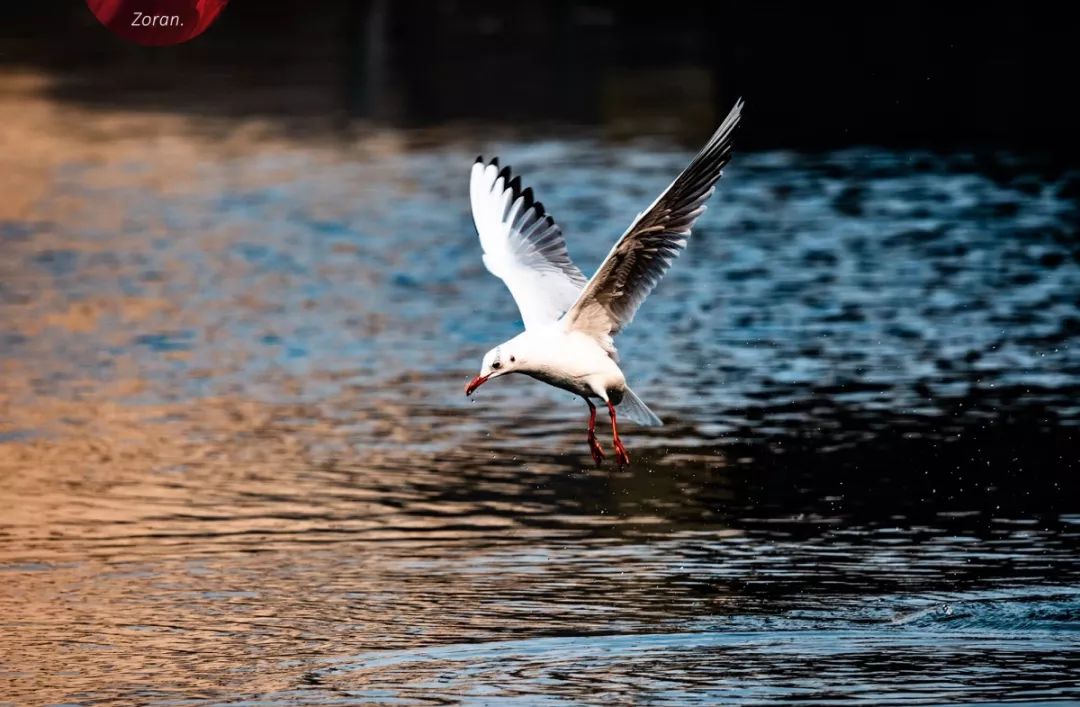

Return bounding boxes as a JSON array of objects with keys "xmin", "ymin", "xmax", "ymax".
[{"xmin": 86, "ymin": 0, "xmax": 229, "ymax": 47}]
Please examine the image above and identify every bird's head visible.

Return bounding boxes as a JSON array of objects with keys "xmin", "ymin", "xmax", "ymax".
[{"xmin": 465, "ymin": 345, "xmax": 518, "ymax": 396}]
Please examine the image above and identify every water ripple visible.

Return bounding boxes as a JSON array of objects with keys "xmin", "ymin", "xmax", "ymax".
[{"xmin": 0, "ymin": 115, "xmax": 1077, "ymax": 703}]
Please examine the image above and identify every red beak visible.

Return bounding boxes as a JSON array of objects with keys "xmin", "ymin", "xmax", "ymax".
[{"xmin": 465, "ymin": 374, "xmax": 489, "ymax": 396}]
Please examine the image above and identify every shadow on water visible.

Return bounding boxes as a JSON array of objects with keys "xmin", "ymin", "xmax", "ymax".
[{"xmin": 0, "ymin": 81, "xmax": 1078, "ymax": 703}]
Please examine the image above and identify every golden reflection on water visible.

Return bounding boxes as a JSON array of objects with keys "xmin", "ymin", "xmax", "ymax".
[
  {"xmin": 0, "ymin": 71, "xmax": 511, "ymax": 700},
  {"xmin": 0, "ymin": 385, "xmax": 599, "ymax": 700}
]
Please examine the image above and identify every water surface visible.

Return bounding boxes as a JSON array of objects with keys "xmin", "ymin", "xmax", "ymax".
[{"xmin": 1, "ymin": 95, "xmax": 1078, "ymax": 704}]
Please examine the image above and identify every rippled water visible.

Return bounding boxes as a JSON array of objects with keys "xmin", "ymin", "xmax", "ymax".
[{"xmin": 1, "ymin": 98, "xmax": 1078, "ymax": 703}]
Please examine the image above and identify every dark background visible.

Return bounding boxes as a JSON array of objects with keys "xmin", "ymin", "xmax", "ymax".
[{"xmin": 2, "ymin": 0, "xmax": 1077, "ymax": 152}]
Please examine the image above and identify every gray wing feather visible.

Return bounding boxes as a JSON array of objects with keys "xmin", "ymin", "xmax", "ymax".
[{"xmin": 565, "ymin": 99, "xmax": 743, "ymax": 341}]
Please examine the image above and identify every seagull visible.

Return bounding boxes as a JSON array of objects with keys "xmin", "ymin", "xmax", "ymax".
[{"xmin": 465, "ymin": 99, "xmax": 744, "ymax": 467}]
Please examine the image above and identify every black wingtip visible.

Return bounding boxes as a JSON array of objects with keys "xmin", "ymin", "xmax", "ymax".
[
  {"xmin": 474, "ymin": 154, "xmax": 484, "ymax": 164},
  {"xmin": 508, "ymin": 175, "xmax": 522, "ymax": 193}
]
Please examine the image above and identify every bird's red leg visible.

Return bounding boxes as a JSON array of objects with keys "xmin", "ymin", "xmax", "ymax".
[
  {"xmin": 586, "ymin": 399, "xmax": 605, "ymax": 467},
  {"xmin": 607, "ymin": 400, "xmax": 631, "ymax": 468}
]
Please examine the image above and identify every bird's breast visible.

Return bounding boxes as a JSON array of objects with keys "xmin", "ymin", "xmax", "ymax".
[
  {"xmin": 522, "ymin": 368, "xmax": 592, "ymax": 397},
  {"xmin": 520, "ymin": 333, "xmax": 626, "ymax": 400}
]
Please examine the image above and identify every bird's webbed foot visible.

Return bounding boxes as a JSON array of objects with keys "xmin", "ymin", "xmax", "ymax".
[
  {"xmin": 613, "ymin": 439, "xmax": 631, "ymax": 469},
  {"xmin": 587, "ymin": 430, "xmax": 606, "ymax": 467}
]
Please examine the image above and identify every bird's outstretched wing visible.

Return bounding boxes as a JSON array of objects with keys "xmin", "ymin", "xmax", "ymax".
[
  {"xmin": 470, "ymin": 157, "xmax": 588, "ymax": 330},
  {"xmin": 564, "ymin": 99, "xmax": 743, "ymax": 347}
]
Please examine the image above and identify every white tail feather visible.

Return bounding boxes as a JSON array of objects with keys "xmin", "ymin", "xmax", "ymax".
[{"xmin": 619, "ymin": 386, "xmax": 663, "ymax": 426}]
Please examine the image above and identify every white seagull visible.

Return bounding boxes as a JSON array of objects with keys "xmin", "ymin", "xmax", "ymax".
[{"xmin": 465, "ymin": 99, "xmax": 744, "ymax": 467}]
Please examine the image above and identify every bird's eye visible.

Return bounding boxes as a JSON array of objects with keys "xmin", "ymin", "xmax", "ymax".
[
  {"xmin": 491, "ymin": 361, "xmax": 501, "ymax": 370},
  {"xmin": 509, "ymin": 356, "xmax": 516, "ymax": 363}
]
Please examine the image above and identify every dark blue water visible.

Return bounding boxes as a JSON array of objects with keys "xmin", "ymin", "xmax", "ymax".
[{"xmin": 0, "ymin": 126, "xmax": 1077, "ymax": 704}]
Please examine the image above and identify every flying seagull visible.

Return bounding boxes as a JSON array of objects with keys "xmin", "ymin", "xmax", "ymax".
[{"xmin": 465, "ymin": 99, "xmax": 744, "ymax": 467}]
